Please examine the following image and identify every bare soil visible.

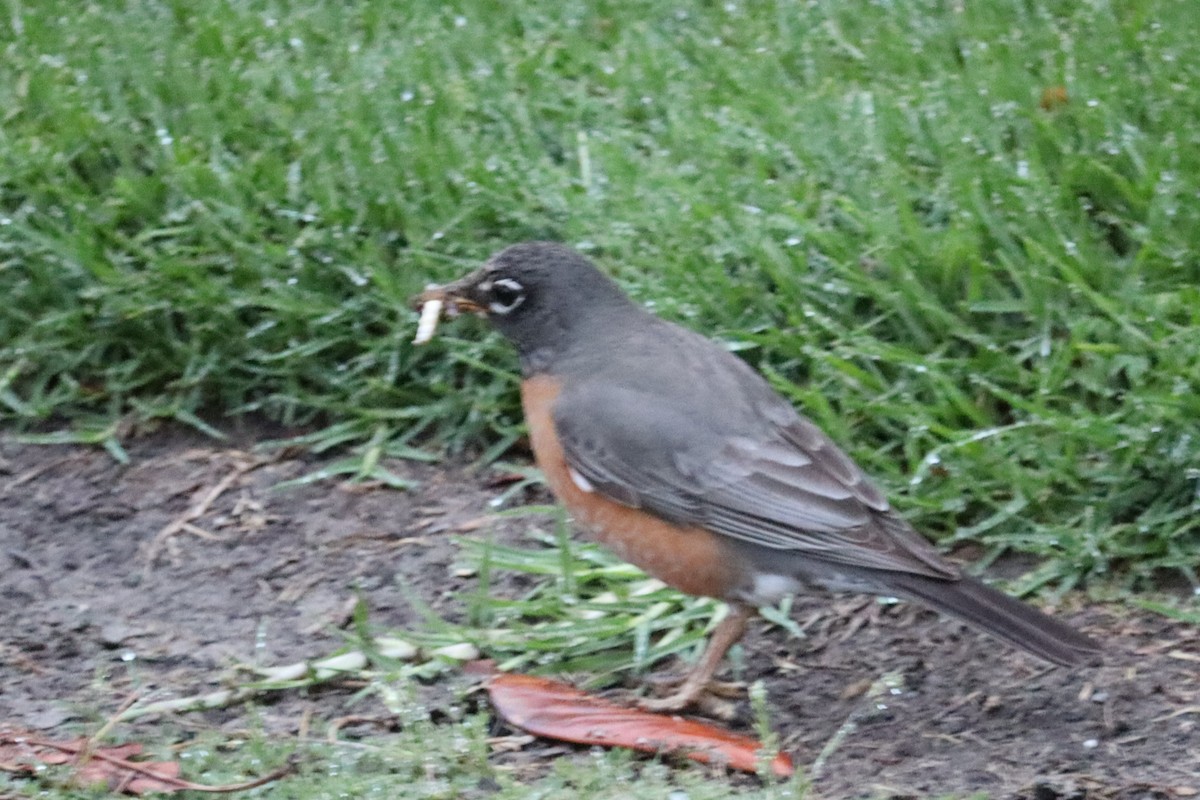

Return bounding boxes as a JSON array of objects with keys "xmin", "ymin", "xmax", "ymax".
[{"xmin": 1, "ymin": 430, "xmax": 1196, "ymax": 799}]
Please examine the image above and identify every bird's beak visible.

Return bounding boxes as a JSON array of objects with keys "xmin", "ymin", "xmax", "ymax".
[
  {"xmin": 409, "ymin": 268, "xmax": 489, "ymax": 345},
  {"xmin": 410, "ymin": 268, "xmax": 489, "ymax": 316}
]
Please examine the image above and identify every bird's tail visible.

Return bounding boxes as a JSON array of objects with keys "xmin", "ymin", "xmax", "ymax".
[{"xmin": 888, "ymin": 573, "xmax": 1101, "ymax": 667}]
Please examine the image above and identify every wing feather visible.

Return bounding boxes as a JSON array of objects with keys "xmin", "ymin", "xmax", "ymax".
[{"xmin": 552, "ymin": 380, "xmax": 957, "ymax": 581}]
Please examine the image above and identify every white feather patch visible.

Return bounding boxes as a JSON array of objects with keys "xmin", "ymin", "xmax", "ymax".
[
  {"xmin": 568, "ymin": 465, "xmax": 594, "ymax": 493},
  {"xmin": 751, "ymin": 574, "xmax": 801, "ymax": 603}
]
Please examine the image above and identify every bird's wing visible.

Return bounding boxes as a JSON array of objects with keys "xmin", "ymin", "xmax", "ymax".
[{"xmin": 552, "ymin": 380, "xmax": 958, "ymax": 580}]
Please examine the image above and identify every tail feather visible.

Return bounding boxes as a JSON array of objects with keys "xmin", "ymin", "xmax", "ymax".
[{"xmin": 889, "ymin": 573, "xmax": 1101, "ymax": 667}]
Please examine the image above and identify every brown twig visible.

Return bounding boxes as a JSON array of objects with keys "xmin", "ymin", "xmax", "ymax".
[
  {"xmin": 79, "ymin": 690, "xmax": 143, "ymax": 766},
  {"xmin": 141, "ymin": 456, "xmax": 263, "ymax": 572},
  {"xmin": 1, "ymin": 455, "xmax": 81, "ymax": 494},
  {"xmin": 2, "ymin": 731, "xmax": 294, "ymax": 794},
  {"xmin": 327, "ymin": 716, "xmax": 397, "ymax": 743}
]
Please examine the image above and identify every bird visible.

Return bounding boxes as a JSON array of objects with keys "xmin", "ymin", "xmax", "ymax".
[{"xmin": 413, "ymin": 241, "xmax": 1100, "ymax": 712}]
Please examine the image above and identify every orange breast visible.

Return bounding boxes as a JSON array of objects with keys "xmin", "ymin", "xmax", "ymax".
[{"xmin": 520, "ymin": 374, "xmax": 745, "ymax": 600}]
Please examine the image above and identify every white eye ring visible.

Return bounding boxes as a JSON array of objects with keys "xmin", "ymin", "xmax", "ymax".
[{"xmin": 488, "ymin": 278, "xmax": 526, "ymax": 315}]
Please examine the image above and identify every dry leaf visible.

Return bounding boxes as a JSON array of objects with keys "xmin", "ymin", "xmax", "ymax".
[
  {"xmin": 484, "ymin": 672, "xmax": 794, "ymax": 777},
  {"xmin": 1040, "ymin": 85, "xmax": 1069, "ymax": 111}
]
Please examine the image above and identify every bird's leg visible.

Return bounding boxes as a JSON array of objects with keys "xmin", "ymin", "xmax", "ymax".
[{"xmin": 639, "ymin": 603, "xmax": 754, "ymax": 713}]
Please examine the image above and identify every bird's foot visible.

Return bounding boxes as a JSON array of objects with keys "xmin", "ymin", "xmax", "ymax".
[
  {"xmin": 637, "ymin": 672, "xmax": 744, "ymax": 719},
  {"xmin": 642, "ymin": 669, "xmax": 745, "ymax": 698},
  {"xmin": 633, "ymin": 604, "xmax": 755, "ymax": 719}
]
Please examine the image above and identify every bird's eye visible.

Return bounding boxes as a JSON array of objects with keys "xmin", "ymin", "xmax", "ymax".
[{"xmin": 488, "ymin": 278, "xmax": 525, "ymax": 315}]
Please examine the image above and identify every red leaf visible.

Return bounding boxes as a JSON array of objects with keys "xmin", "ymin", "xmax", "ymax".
[{"xmin": 485, "ymin": 673, "xmax": 794, "ymax": 777}]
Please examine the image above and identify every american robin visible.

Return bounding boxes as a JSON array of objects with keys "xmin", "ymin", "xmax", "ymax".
[{"xmin": 414, "ymin": 242, "xmax": 1100, "ymax": 711}]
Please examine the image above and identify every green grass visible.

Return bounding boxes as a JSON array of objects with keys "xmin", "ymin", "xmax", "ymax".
[
  {"xmin": 4, "ymin": 1, "xmax": 1199, "ymax": 584},
  {"xmin": 2, "ymin": 6, "xmax": 1199, "ymax": 786},
  {"xmin": 1, "ymin": 720, "xmax": 810, "ymax": 800},
  {"xmin": 6, "ymin": 0, "xmax": 1197, "ymax": 590}
]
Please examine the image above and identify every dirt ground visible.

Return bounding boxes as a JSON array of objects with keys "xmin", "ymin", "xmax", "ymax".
[{"xmin": 1, "ymin": 429, "xmax": 1196, "ymax": 799}]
